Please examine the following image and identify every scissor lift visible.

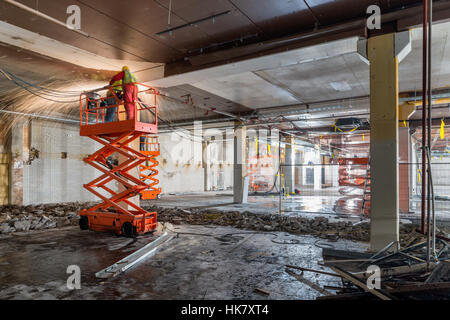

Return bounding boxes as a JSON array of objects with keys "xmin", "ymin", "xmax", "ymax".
[
  {"xmin": 78, "ymin": 83, "xmax": 159, "ymax": 237},
  {"xmin": 338, "ymin": 157, "xmax": 371, "ymax": 215},
  {"xmin": 139, "ymin": 136, "xmax": 162, "ymax": 200}
]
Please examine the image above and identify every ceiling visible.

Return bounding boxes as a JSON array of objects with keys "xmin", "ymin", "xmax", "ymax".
[
  {"xmin": 0, "ymin": 0, "xmax": 424, "ymax": 64},
  {"xmin": 1, "ymin": 0, "xmax": 450, "ymax": 129}
]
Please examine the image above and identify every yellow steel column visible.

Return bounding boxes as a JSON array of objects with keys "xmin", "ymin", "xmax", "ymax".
[{"xmin": 368, "ymin": 33, "xmax": 400, "ymax": 251}]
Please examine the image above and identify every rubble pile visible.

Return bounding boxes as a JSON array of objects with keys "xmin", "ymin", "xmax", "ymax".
[
  {"xmin": 0, "ymin": 202, "xmax": 446, "ymax": 247},
  {"xmin": 0, "ymin": 202, "xmax": 96, "ymax": 234},
  {"xmin": 144, "ymin": 205, "xmax": 438, "ymax": 246}
]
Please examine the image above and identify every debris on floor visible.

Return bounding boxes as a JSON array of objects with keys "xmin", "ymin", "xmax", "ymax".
[
  {"xmin": 96, "ymin": 226, "xmax": 174, "ymax": 279},
  {"xmin": 0, "ymin": 202, "xmax": 96, "ymax": 233},
  {"xmin": 285, "ymin": 237, "xmax": 450, "ymax": 300},
  {"xmin": 0, "ymin": 224, "xmax": 366, "ymax": 300},
  {"xmin": 145, "ymin": 205, "xmax": 450, "ymax": 247},
  {"xmin": 1, "ymin": 202, "xmax": 449, "ymax": 251}
]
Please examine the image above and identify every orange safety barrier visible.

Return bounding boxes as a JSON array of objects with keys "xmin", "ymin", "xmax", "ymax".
[
  {"xmin": 139, "ymin": 136, "xmax": 162, "ymax": 200},
  {"xmin": 78, "ymin": 83, "xmax": 159, "ymax": 237}
]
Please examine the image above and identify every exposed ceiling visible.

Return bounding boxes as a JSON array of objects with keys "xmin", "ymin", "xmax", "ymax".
[
  {"xmin": 0, "ymin": 0, "xmax": 425, "ymax": 63},
  {"xmin": 1, "ymin": 0, "xmax": 450, "ymax": 130}
]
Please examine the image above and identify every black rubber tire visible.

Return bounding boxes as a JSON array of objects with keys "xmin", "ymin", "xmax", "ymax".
[
  {"xmin": 79, "ymin": 216, "xmax": 89, "ymax": 230},
  {"xmin": 121, "ymin": 222, "xmax": 136, "ymax": 238}
]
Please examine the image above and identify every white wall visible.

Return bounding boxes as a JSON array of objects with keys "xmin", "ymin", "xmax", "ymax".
[
  {"xmin": 23, "ymin": 120, "xmax": 100, "ymax": 204},
  {"xmin": 158, "ymin": 131, "xmax": 204, "ymax": 194}
]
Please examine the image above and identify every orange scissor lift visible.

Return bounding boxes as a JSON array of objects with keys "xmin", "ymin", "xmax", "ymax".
[
  {"xmin": 139, "ymin": 136, "xmax": 162, "ymax": 200},
  {"xmin": 78, "ymin": 83, "xmax": 159, "ymax": 237},
  {"xmin": 338, "ymin": 157, "xmax": 371, "ymax": 215}
]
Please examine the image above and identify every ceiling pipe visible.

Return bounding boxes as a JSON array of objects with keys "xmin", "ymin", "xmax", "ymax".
[
  {"xmin": 3, "ymin": 0, "xmax": 90, "ymax": 37},
  {"xmin": 183, "ymin": 1, "xmax": 450, "ymax": 68}
]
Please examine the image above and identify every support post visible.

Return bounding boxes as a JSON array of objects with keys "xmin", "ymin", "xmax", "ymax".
[
  {"xmin": 359, "ymin": 31, "xmax": 411, "ymax": 251},
  {"xmin": 233, "ymin": 123, "xmax": 247, "ymax": 203},
  {"xmin": 284, "ymin": 136, "xmax": 295, "ymax": 194}
]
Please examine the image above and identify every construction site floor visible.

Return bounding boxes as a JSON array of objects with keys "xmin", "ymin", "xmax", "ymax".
[
  {"xmin": 0, "ymin": 224, "xmax": 367, "ymax": 300},
  {"xmin": 148, "ymin": 191, "xmax": 450, "ymax": 226}
]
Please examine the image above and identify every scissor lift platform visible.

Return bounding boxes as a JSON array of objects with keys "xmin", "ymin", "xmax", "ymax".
[{"xmin": 78, "ymin": 83, "xmax": 160, "ymax": 237}]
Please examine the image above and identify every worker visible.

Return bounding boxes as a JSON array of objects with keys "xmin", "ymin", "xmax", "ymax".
[
  {"xmin": 109, "ymin": 66, "xmax": 138, "ymax": 120},
  {"xmin": 102, "ymin": 78, "xmax": 122, "ymax": 123}
]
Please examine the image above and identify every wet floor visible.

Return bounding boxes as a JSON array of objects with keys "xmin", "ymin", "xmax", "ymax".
[
  {"xmin": 0, "ymin": 224, "xmax": 367, "ymax": 300},
  {"xmin": 149, "ymin": 191, "xmax": 450, "ymax": 225}
]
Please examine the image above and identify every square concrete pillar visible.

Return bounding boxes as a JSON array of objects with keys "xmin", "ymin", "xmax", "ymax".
[
  {"xmin": 314, "ymin": 151, "xmax": 322, "ymax": 190},
  {"xmin": 284, "ymin": 136, "xmax": 295, "ymax": 194},
  {"xmin": 233, "ymin": 123, "xmax": 247, "ymax": 203},
  {"xmin": 361, "ymin": 31, "xmax": 411, "ymax": 251}
]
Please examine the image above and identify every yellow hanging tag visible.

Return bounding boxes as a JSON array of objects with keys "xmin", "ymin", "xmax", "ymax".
[
  {"xmin": 440, "ymin": 119, "xmax": 445, "ymax": 140},
  {"xmin": 267, "ymin": 144, "xmax": 271, "ymax": 155},
  {"xmin": 362, "ymin": 134, "xmax": 365, "ymax": 141},
  {"xmin": 403, "ymin": 120, "xmax": 407, "ymax": 127}
]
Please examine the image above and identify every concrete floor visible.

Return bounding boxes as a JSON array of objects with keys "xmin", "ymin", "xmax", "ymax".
[
  {"xmin": 0, "ymin": 224, "xmax": 367, "ymax": 300},
  {"xmin": 150, "ymin": 191, "xmax": 450, "ymax": 226}
]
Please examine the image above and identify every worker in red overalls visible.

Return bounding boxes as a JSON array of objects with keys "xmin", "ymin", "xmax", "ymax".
[{"xmin": 109, "ymin": 66, "xmax": 138, "ymax": 120}]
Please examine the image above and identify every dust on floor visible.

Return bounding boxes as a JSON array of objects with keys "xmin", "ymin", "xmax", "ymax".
[{"xmin": 0, "ymin": 224, "xmax": 367, "ymax": 300}]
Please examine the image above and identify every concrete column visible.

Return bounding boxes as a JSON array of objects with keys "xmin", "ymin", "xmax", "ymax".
[
  {"xmin": 284, "ymin": 136, "xmax": 295, "ymax": 194},
  {"xmin": 9, "ymin": 120, "xmax": 30, "ymax": 205},
  {"xmin": 362, "ymin": 31, "xmax": 411, "ymax": 251},
  {"xmin": 202, "ymin": 140, "xmax": 209, "ymax": 191},
  {"xmin": 233, "ymin": 123, "xmax": 247, "ymax": 203},
  {"xmin": 314, "ymin": 150, "xmax": 322, "ymax": 190}
]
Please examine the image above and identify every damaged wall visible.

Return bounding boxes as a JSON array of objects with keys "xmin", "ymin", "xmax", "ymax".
[{"xmin": 10, "ymin": 119, "xmax": 100, "ymax": 205}]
